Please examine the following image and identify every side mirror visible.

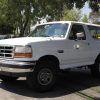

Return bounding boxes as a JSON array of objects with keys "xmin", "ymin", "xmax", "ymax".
[{"xmin": 76, "ymin": 32, "xmax": 84, "ymax": 39}]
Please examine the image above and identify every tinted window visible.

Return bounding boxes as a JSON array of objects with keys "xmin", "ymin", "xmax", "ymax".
[
  {"xmin": 69, "ymin": 24, "xmax": 86, "ymax": 40},
  {"xmin": 88, "ymin": 25, "xmax": 100, "ymax": 39}
]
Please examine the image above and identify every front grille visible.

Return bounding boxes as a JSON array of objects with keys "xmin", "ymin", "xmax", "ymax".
[{"xmin": 0, "ymin": 46, "xmax": 14, "ymax": 58}]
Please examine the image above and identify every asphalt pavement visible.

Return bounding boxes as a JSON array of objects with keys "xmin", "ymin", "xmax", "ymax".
[{"xmin": 0, "ymin": 68, "xmax": 100, "ymax": 100}]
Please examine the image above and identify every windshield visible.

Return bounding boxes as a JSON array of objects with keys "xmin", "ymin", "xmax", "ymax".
[{"xmin": 29, "ymin": 23, "xmax": 69, "ymax": 38}]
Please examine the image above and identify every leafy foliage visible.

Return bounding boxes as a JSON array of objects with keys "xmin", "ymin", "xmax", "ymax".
[
  {"xmin": 88, "ymin": 0, "xmax": 100, "ymax": 24},
  {"xmin": 0, "ymin": 0, "xmax": 99, "ymax": 36},
  {"xmin": 0, "ymin": 0, "xmax": 8, "ymax": 24},
  {"xmin": 0, "ymin": 24, "xmax": 14, "ymax": 34},
  {"xmin": 62, "ymin": 8, "xmax": 82, "ymax": 21},
  {"xmin": 89, "ymin": 0, "xmax": 99, "ymax": 12},
  {"xmin": 89, "ymin": 12, "xmax": 100, "ymax": 24},
  {"xmin": 82, "ymin": 14, "xmax": 89, "ymax": 23}
]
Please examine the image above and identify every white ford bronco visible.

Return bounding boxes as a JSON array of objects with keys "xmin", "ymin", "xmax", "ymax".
[{"xmin": 0, "ymin": 21, "xmax": 100, "ymax": 92}]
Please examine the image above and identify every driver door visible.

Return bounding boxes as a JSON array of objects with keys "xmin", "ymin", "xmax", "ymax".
[{"xmin": 63, "ymin": 24, "xmax": 92, "ymax": 68}]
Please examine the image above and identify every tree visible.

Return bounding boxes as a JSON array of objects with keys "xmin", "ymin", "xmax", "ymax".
[
  {"xmin": 89, "ymin": 0, "xmax": 100, "ymax": 12},
  {"xmin": 0, "ymin": 0, "xmax": 15, "ymax": 34},
  {"xmin": 0, "ymin": 0, "xmax": 8, "ymax": 24},
  {"xmin": 89, "ymin": 12, "xmax": 100, "ymax": 24},
  {"xmin": 30, "ymin": 0, "xmax": 87, "ymax": 21},
  {"xmin": 7, "ymin": 0, "xmax": 32, "ymax": 36},
  {"xmin": 0, "ymin": 24, "xmax": 14, "ymax": 34},
  {"xmin": 6, "ymin": 0, "xmax": 87, "ymax": 36},
  {"xmin": 88, "ymin": 0, "xmax": 100, "ymax": 24},
  {"xmin": 62, "ymin": 8, "xmax": 82, "ymax": 21},
  {"xmin": 82, "ymin": 14, "xmax": 89, "ymax": 23},
  {"xmin": 0, "ymin": 0, "xmax": 99, "ymax": 36}
]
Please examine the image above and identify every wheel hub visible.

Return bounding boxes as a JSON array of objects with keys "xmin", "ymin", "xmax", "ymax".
[{"xmin": 38, "ymin": 68, "xmax": 53, "ymax": 86}]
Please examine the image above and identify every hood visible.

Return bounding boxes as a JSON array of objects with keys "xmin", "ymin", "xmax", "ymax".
[{"xmin": 0, "ymin": 37, "xmax": 51, "ymax": 46}]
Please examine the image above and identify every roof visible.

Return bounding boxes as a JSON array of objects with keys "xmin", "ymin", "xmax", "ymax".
[{"xmin": 38, "ymin": 21, "xmax": 100, "ymax": 27}]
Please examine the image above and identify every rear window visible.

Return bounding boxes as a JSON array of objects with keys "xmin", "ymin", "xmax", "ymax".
[{"xmin": 88, "ymin": 25, "xmax": 100, "ymax": 39}]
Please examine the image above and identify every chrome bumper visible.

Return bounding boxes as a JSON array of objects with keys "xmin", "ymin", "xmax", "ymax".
[
  {"xmin": 0, "ymin": 67, "xmax": 33, "ymax": 73},
  {"xmin": 0, "ymin": 60, "xmax": 36, "ymax": 76}
]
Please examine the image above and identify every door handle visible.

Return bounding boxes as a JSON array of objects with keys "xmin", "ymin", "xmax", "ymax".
[{"xmin": 74, "ymin": 44, "xmax": 80, "ymax": 49}]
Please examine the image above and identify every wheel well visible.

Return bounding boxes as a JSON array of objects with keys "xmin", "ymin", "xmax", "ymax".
[
  {"xmin": 95, "ymin": 54, "xmax": 100, "ymax": 62},
  {"xmin": 37, "ymin": 55, "xmax": 60, "ymax": 69}
]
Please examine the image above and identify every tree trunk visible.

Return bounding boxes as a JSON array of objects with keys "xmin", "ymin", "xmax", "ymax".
[{"xmin": 19, "ymin": 1, "xmax": 31, "ymax": 37}]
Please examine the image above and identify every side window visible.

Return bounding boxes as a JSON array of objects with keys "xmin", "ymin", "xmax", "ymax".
[
  {"xmin": 69, "ymin": 24, "xmax": 86, "ymax": 40},
  {"xmin": 88, "ymin": 25, "xmax": 100, "ymax": 39}
]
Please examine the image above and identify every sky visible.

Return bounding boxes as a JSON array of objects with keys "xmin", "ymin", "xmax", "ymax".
[{"xmin": 81, "ymin": 2, "xmax": 91, "ymax": 15}]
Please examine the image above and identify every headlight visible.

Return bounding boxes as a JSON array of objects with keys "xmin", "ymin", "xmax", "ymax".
[{"xmin": 14, "ymin": 46, "xmax": 32, "ymax": 58}]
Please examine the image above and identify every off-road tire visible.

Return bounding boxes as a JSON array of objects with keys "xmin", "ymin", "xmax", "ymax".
[
  {"xmin": 27, "ymin": 60, "xmax": 57, "ymax": 92},
  {"xmin": 90, "ymin": 58, "xmax": 100, "ymax": 78}
]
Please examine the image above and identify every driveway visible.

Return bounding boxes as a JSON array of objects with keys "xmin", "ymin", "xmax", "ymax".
[{"xmin": 0, "ymin": 68, "xmax": 100, "ymax": 100}]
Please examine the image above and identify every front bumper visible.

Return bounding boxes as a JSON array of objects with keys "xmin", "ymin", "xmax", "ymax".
[{"xmin": 0, "ymin": 60, "xmax": 36, "ymax": 77}]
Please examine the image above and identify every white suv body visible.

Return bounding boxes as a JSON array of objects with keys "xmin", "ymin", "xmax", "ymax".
[{"xmin": 0, "ymin": 21, "xmax": 100, "ymax": 91}]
